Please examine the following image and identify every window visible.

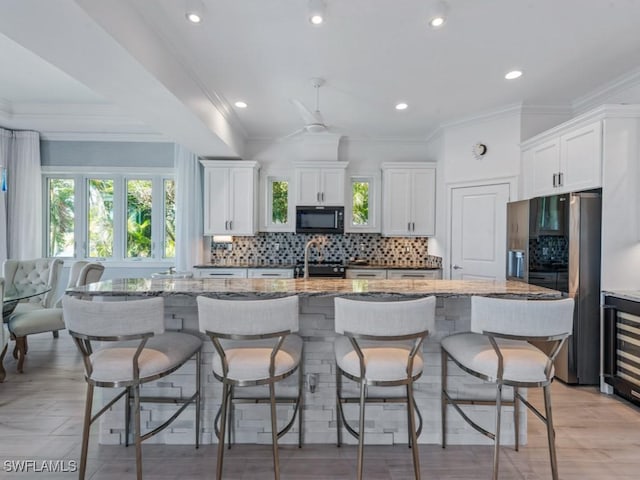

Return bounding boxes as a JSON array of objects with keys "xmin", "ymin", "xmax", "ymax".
[
  {"xmin": 271, "ymin": 180, "xmax": 288, "ymax": 224},
  {"xmin": 352, "ymin": 180, "xmax": 370, "ymax": 226},
  {"xmin": 45, "ymin": 170, "xmax": 174, "ymax": 261},
  {"xmin": 261, "ymin": 173, "xmax": 293, "ymax": 232},
  {"xmin": 346, "ymin": 174, "xmax": 379, "ymax": 233}
]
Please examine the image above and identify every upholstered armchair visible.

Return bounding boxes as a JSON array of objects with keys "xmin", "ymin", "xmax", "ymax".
[
  {"xmin": 3, "ymin": 258, "xmax": 63, "ymax": 373},
  {"xmin": 0, "ymin": 278, "xmax": 7, "ymax": 382}
]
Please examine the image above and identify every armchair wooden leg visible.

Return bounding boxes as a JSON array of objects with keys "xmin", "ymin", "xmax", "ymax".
[
  {"xmin": 0, "ymin": 343, "xmax": 7, "ymax": 382},
  {"xmin": 14, "ymin": 336, "xmax": 27, "ymax": 373}
]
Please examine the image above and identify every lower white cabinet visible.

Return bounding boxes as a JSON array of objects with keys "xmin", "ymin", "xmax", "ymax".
[
  {"xmin": 386, "ymin": 269, "xmax": 442, "ymax": 280},
  {"xmin": 346, "ymin": 269, "xmax": 387, "ymax": 279},
  {"xmin": 195, "ymin": 268, "xmax": 248, "ymax": 279},
  {"xmin": 247, "ymin": 268, "xmax": 294, "ymax": 279}
]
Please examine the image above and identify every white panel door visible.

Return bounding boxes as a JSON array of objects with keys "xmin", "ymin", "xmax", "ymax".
[{"xmin": 450, "ymin": 183, "xmax": 510, "ymax": 280}]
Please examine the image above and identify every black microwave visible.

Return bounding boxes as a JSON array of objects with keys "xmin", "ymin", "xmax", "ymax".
[{"xmin": 296, "ymin": 206, "xmax": 344, "ymax": 234}]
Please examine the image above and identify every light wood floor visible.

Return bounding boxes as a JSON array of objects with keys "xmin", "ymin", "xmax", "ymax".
[{"xmin": 1, "ymin": 331, "xmax": 640, "ymax": 479}]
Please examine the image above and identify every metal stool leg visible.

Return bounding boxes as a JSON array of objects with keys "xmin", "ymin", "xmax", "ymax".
[
  {"xmin": 133, "ymin": 384, "xmax": 143, "ymax": 480},
  {"xmin": 513, "ymin": 386, "xmax": 520, "ymax": 452},
  {"xmin": 544, "ymin": 384, "xmax": 559, "ymax": 480},
  {"xmin": 195, "ymin": 350, "xmax": 202, "ymax": 449},
  {"xmin": 298, "ymin": 360, "xmax": 304, "ymax": 448},
  {"xmin": 357, "ymin": 380, "xmax": 366, "ymax": 480},
  {"xmin": 216, "ymin": 382, "xmax": 230, "ymax": 480},
  {"xmin": 407, "ymin": 380, "xmax": 421, "ymax": 480},
  {"xmin": 441, "ymin": 349, "xmax": 448, "ymax": 449},
  {"xmin": 492, "ymin": 383, "xmax": 503, "ymax": 480},
  {"xmin": 269, "ymin": 382, "xmax": 281, "ymax": 480},
  {"xmin": 125, "ymin": 387, "xmax": 131, "ymax": 447},
  {"xmin": 227, "ymin": 385, "xmax": 233, "ymax": 450},
  {"xmin": 78, "ymin": 383, "xmax": 94, "ymax": 480},
  {"xmin": 336, "ymin": 367, "xmax": 343, "ymax": 447}
]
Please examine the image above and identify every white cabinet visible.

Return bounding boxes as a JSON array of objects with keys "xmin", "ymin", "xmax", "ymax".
[
  {"xmin": 201, "ymin": 161, "xmax": 259, "ymax": 236},
  {"xmin": 386, "ymin": 269, "xmax": 442, "ymax": 280},
  {"xmin": 247, "ymin": 268, "xmax": 294, "ymax": 279},
  {"xmin": 195, "ymin": 268, "xmax": 248, "ymax": 279},
  {"xmin": 381, "ymin": 163, "xmax": 436, "ymax": 236},
  {"xmin": 346, "ymin": 269, "xmax": 387, "ymax": 279},
  {"xmin": 294, "ymin": 162, "xmax": 347, "ymax": 206},
  {"xmin": 523, "ymin": 121, "xmax": 602, "ymax": 198}
]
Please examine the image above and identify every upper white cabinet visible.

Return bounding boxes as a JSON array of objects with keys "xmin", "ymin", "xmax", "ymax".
[
  {"xmin": 201, "ymin": 160, "xmax": 259, "ymax": 236},
  {"xmin": 523, "ymin": 121, "xmax": 602, "ymax": 198},
  {"xmin": 381, "ymin": 163, "xmax": 436, "ymax": 237},
  {"xmin": 294, "ymin": 162, "xmax": 347, "ymax": 206}
]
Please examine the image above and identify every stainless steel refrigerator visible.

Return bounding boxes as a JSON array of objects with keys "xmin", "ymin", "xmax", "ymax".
[{"xmin": 506, "ymin": 191, "xmax": 601, "ymax": 385}]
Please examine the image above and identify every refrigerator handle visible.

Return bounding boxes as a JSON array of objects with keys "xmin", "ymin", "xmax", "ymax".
[{"xmin": 602, "ymin": 305, "xmax": 617, "ymax": 379}]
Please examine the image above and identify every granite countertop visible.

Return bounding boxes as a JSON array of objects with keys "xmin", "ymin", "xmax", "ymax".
[
  {"xmin": 345, "ymin": 264, "xmax": 441, "ymax": 270},
  {"xmin": 194, "ymin": 263, "xmax": 441, "ymax": 270},
  {"xmin": 194, "ymin": 264, "xmax": 296, "ymax": 269},
  {"xmin": 68, "ymin": 278, "xmax": 561, "ymax": 299},
  {"xmin": 602, "ymin": 290, "xmax": 640, "ymax": 302}
]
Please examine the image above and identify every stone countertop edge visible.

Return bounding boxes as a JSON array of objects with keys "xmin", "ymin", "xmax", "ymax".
[
  {"xmin": 193, "ymin": 264, "xmax": 442, "ymax": 270},
  {"xmin": 602, "ymin": 290, "xmax": 640, "ymax": 302},
  {"xmin": 68, "ymin": 278, "xmax": 561, "ymax": 299}
]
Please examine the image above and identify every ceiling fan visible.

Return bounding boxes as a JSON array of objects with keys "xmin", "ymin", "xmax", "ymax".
[{"xmin": 283, "ymin": 78, "xmax": 335, "ymax": 140}]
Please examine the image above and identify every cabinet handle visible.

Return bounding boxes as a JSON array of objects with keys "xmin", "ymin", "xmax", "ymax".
[
  {"xmin": 558, "ymin": 172, "xmax": 564, "ymax": 186},
  {"xmin": 552, "ymin": 173, "xmax": 557, "ymax": 187},
  {"xmin": 412, "ymin": 222, "xmax": 415, "ymax": 231},
  {"xmin": 322, "ymin": 192, "xmax": 325, "ymax": 202},
  {"xmin": 224, "ymin": 221, "xmax": 228, "ymax": 230},
  {"xmin": 357, "ymin": 274, "xmax": 377, "ymax": 277},
  {"xmin": 408, "ymin": 222, "xmax": 411, "ymax": 231},
  {"xmin": 229, "ymin": 220, "xmax": 233, "ymax": 230}
]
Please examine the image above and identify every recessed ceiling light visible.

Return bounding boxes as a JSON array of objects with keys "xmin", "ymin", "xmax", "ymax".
[
  {"xmin": 234, "ymin": 101, "xmax": 248, "ymax": 109},
  {"xmin": 428, "ymin": 1, "xmax": 448, "ymax": 28},
  {"xmin": 429, "ymin": 16, "xmax": 445, "ymax": 28},
  {"xmin": 505, "ymin": 70, "xmax": 523, "ymax": 80},
  {"xmin": 185, "ymin": 0, "xmax": 205, "ymax": 23},
  {"xmin": 308, "ymin": 0, "xmax": 325, "ymax": 25},
  {"xmin": 395, "ymin": 103, "xmax": 409, "ymax": 111},
  {"xmin": 186, "ymin": 12, "xmax": 202, "ymax": 23}
]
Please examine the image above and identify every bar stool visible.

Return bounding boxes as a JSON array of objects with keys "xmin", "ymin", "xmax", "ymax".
[
  {"xmin": 334, "ymin": 296, "xmax": 436, "ymax": 480},
  {"xmin": 62, "ymin": 295, "xmax": 202, "ymax": 480},
  {"xmin": 197, "ymin": 295, "xmax": 303, "ymax": 480},
  {"xmin": 441, "ymin": 296, "xmax": 574, "ymax": 480}
]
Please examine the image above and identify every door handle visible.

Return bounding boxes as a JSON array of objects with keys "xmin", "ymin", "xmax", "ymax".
[{"xmin": 452, "ymin": 265, "xmax": 463, "ymax": 270}]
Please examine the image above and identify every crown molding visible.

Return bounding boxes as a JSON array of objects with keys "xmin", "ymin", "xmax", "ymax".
[
  {"xmin": 572, "ymin": 66, "xmax": 640, "ymax": 114},
  {"xmin": 439, "ymin": 103, "xmax": 524, "ymax": 131}
]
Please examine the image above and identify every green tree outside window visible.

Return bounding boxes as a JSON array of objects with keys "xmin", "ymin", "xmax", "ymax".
[{"xmin": 352, "ymin": 181, "xmax": 369, "ymax": 225}]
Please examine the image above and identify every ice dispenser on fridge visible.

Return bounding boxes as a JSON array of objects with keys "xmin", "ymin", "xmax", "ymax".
[{"xmin": 507, "ymin": 250, "xmax": 525, "ymax": 279}]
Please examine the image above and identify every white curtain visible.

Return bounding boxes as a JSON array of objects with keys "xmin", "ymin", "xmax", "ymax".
[
  {"xmin": 7, "ymin": 131, "xmax": 42, "ymax": 260},
  {"xmin": 0, "ymin": 128, "xmax": 10, "ymax": 263},
  {"xmin": 175, "ymin": 144, "xmax": 204, "ymax": 271}
]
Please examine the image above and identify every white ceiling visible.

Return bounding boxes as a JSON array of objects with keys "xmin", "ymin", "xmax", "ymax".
[{"xmin": 1, "ymin": 0, "xmax": 640, "ymax": 157}]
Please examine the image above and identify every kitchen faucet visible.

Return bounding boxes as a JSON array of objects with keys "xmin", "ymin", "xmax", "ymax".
[{"xmin": 303, "ymin": 239, "xmax": 319, "ymax": 279}]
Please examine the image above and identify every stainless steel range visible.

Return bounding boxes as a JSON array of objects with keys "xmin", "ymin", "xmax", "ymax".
[{"xmin": 294, "ymin": 261, "xmax": 346, "ymax": 278}]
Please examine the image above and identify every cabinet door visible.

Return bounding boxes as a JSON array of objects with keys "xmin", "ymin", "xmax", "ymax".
[
  {"xmin": 529, "ymin": 139, "xmax": 560, "ymax": 198},
  {"xmin": 382, "ymin": 170, "xmax": 411, "ymax": 235},
  {"xmin": 320, "ymin": 169, "xmax": 345, "ymax": 205},
  {"xmin": 228, "ymin": 168, "xmax": 255, "ymax": 235},
  {"xmin": 247, "ymin": 268, "xmax": 294, "ymax": 278},
  {"xmin": 345, "ymin": 269, "xmax": 387, "ymax": 279},
  {"xmin": 410, "ymin": 168, "xmax": 436, "ymax": 236},
  {"xmin": 296, "ymin": 169, "xmax": 321, "ymax": 205},
  {"xmin": 195, "ymin": 268, "xmax": 248, "ymax": 279},
  {"xmin": 203, "ymin": 168, "xmax": 230, "ymax": 235},
  {"xmin": 560, "ymin": 121, "xmax": 602, "ymax": 193},
  {"xmin": 387, "ymin": 269, "xmax": 442, "ymax": 279}
]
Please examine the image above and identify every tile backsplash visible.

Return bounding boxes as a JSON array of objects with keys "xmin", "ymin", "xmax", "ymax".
[
  {"xmin": 529, "ymin": 235, "xmax": 568, "ymax": 265},
  {"xmin": 210, "ymin": 233, "xmax": 442, "ymax": 268}
]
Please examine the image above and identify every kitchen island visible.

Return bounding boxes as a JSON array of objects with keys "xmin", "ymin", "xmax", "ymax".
[{"xmin": 68, "ymin": 278, "xmax": 561, "ymax": 446}]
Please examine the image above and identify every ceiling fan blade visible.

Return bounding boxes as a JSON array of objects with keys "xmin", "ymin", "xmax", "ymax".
[
  {"xmin": 290, "ymin": 98, "xmax": 323, "ymax": 126},
  {"xmin": 277, "ymin": 127, "xmax": 306, "ymax": 142}
]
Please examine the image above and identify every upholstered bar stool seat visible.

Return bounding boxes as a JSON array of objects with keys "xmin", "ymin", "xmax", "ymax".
[
  {"xmin": 441, "ymin": 335, "xmax": 553, "ymax": 384},
  {"xmin": 214, "ymin": 336, "xmax": 303, "ymax": 382},
  {"xmin": 89, "ymin": 332, "xmax": 202, "ymax": 385}
]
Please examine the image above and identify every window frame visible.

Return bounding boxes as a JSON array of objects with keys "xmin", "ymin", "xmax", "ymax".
[
  {"xmin": 345, "ymin": 173, "xmax": 381, "ymax": 233},
  {"xmin": 43, "ymin": 166, "xmax": 175, "ymax": 264}
]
